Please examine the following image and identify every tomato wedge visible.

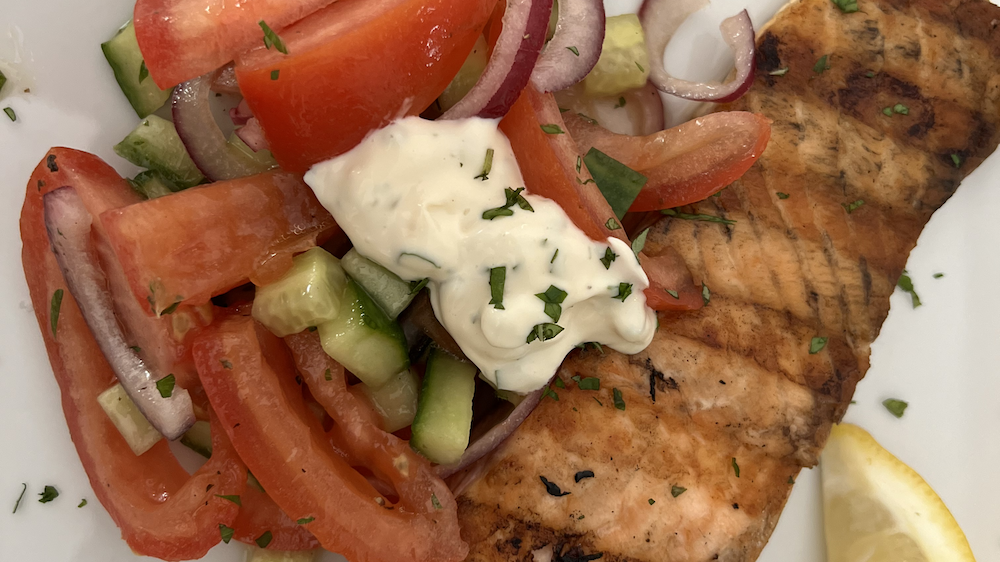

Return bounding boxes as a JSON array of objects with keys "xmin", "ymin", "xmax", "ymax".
[
  {"xmin": 235, "ymin": 0, "xmax": 496, "ymax": 173},
  {"xmin": 233, "ymin": 486, "xmax": 320, "ymax": 551},
  {"xmin": 101, "ymin": 171, "xmax": 337, "ymax": 315},
  {"xmin": 134, "ymin": 0, "xmax": 336, "ymax": 89},
  {"xmin": 195, "ymin": 317, "xmax": 467, "ymax": 562},
  {"xmin": 565, "ymin": 111, "xmax": 771, "ymax": 211},
  {"xmin": 20, "ymin": 150, "xmax": 246, "ymax": 561}
]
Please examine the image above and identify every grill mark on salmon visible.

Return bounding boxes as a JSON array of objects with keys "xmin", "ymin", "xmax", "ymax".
[{"xmin": 456, "ymin": 0, "xmax": 1000, "ymax": 560}]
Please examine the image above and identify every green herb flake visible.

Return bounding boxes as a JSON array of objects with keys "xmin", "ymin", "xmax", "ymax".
[
  {"xmin": 776, "ymin": 192, "xmax": 790, "ymax": 199},
  {"xmin": 615, "ymin": 96, "xmax": 627, "ymax": 108},
  {"xmin": 536, "ymin": 285, "xmax": 568, "ymax": 322},
  {"xmin": 731, "ymin": 458, "xmax": 740, "ymax": 478},
  {"xmin": 614, "ymin": 283, "xmax": 633, "ymax": 302},
  {"xmin": 809, "ymin": 336, "xmax": 828, "ymax": 354},
  {"xmin": 50, "ymin": 289, "xmax": 64, "ymax": 338},
  {"xmin": 540, "ymin": 124, "xmax": 564, "ymax": 134},
  {"xmin": 788, "ymin": 476, "xmax": 796, "ymax": 484},
  {"xmin": 635, "ymin": 61, "xmax": 645, "ymax": 72},
  {"xmin": 702, "ymin": 283, "xmax": 711, "ymax": 306},
  {"xmin": 324, "ymin": 368, "xmax": 333, "ymax": 381},
  {"xmin": 215, "ymin": 494, "xmax": 242, "ymax": 506},
  {"xmin": 648, "ymin": 498, "xmax": 656, "ymax": 505},
  {"xmin": 671, "ymin": 485, "xmax": 687, "ymax": 497},
  {"xmin": 666, "ymin": 289, "xmax": 679, "ymax": 299},
  {"xmin": 865, "ymin": 71, "xmax": 876, "ymax": 78},
  {"xmin": 4, "ymin": 106, "xmax": 16, "ymax": 122},
  {"xmin": 12, "ymin": 483, "xmax": 26, "ymax": 513},
  {"xmin": 219, "ymin": 524, "xmax": 235, "ymax": 544},
  {"xmin": 883, "ymin": 398, "xmax": 908, "ymax": 418},
  {"xmin": 661, "ymin": 208, "xmax": 736, "ymax": 225},
  {"xmin": 221, "ymin": 359, "xmax": 233, "ymax": 370},
  {"xmin": 612, "ymin": 388, "xmax": 625, "ymax": 411},
  {"xmin": 842, "ymin": 199, "xmax": 865, "ymax": 213},
  {"xmin": 593, "ymin": 397, "xmax": 603, "ymax": 407},
  {"xmin": 550, "ymin": 249, "xmax": 559, "ymax": 264},
  {"xmin": 554, "ymin": 377, "xmax": 566, "ymax": 389},
  {"xmin": 577, "ymin": 113, "xmax": 598, "ymax": 125},
  {"xmin": 38, "ymin": 485, "xmax": 59, "ymax": 504},
  {"xmin": 951, "ymin": 153, "xmax": 962, "ymax": 168},
  {"xmin": 259, "ymin": 20, "xmax": 288, "ymax": 54},
  {"xmin": 567, "ymin": 46, "xmax": 580, "ymax": 56},
  {"xmin": 483, "ymin": 187, "xmax": 533, "ymax": 220},
  {"xmin": 431, "ymin": 494, "xmax": 442, "ymax": 510},
  {"xmin": 542, "ymin": 386, "xmax": 559, "ymax": 401},
  {"xmin": 769, "ymin": 67, "xmax": 790, "ymax": 76},
  {"xmin": 605, "ymin": 217, "xmax": 621, "ymax": 230},
  {"xmin": 138, "ymin": 60, "xmax": 149, "ymax": 83},
  {"xmin": 527, "ymin": 322, "xmax": 564, "ymax": 343},
  {"xmin": 409, "ymin": 278, "xmax": 430, "ymax": 295},
  {"xmin": 270, "ymin": 69, "xmax": 280, "ymax": 81},
  {"xmin": 631, "ymin": 228, "xmax": 650, "ymax": 257},
  {"xmin": 882, "ymin": 107, "xmax": 894, "ymax": 116},
  {"xmin": 584, "ymin": 148, "xmax": 648, "ymax": 220},
  {"xmin": 831, "ymin": 0, "xmax": 859, "ymax": 13},
  {"xmin": 576, "ymin": 155, "xmax": 582, "ymax": 173},
  {"xmin": 156, "ymin": 374, "xmax": 176, "ymax": 398},
  {"xmin": 160, "ymin": 299, "xmax": 182, "ymax": 316},
  {"xmin": 78, "ymin": 498, "xmax": 87, "ymax": 508},
  {"xmin": 933, "ymin": 273, "xmax": 945, "ymax": 279},
  {"xmin": 297, "ymin": 516, "xmax": 315, "ymax": 524},
  {"xmin": 893, "ymin": 103, "xmax": 909, "ymax": 115},
  {"xmin": 897, "ymin": 271, "xmax": 922, "ymax": 308},
  {"xmin": 0, "ymin": 70, "xmax": 6, "ymax": 92},
  {"xmin": 474, "ymin": 148, "xmax": 495, "ymax": 181},
  {"xmin": 600, "ymin": 247, "xmax": 617, "ymax": 270},
  {"xmin": 577, "ymin": 377, "xmax": 600, "ymax": 391},
  {"xmin": 130, "ymin": 346, "xmax": 142, "ymax": 353},
  {"xmin": 489, "ymin": 266, "xmax": 507, "ymax": 310},
  {"xmin": 255, "ymin": 530, "xmax": 273, "ymax": 549},
  {"xmin": 813, "ymin": 55, "xmax": 830, "ymax": 74}
]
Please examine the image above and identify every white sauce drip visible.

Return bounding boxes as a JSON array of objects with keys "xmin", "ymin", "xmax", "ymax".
[{"xmin": 305, "ymin": 117, "xmax": 655, "ymax": 393}]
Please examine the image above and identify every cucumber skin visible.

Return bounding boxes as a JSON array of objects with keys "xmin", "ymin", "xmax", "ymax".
[
  {"xmin": 128, "ymin": 170, "xmax": 177, "ymax": 200},
  {"xmin": 410, "ymin": 348, "xmax": 477, "ymax": 465},
  {"xmin": 340, "ymin": 248, "xmax": 416, "ymax": 320},
  {"xmin": 101, "ymin": 21, "xmax": 172, "ymax": 118},
  {"xmin": 113, "ymin": 115, "xmax": 205, "ymax": 189},
  {"xmin": 252, "ymin": 247, "xmax": 348, "ymax": 338}
]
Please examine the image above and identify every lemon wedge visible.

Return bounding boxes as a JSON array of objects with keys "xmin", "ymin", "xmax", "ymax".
[{"xmin": 821, "ymin": 423, "xmax": 976, "ymax": 562}]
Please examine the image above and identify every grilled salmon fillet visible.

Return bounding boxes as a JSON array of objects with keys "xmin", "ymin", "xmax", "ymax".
[{"xmin": 456, "ymin": 0, "xmax": 1000, "ymax": 560}]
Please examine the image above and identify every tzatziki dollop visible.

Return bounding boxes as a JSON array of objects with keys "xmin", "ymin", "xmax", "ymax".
[{"xmin": 304, "ymin": 116, "xmax": 655, "ymax": 393}]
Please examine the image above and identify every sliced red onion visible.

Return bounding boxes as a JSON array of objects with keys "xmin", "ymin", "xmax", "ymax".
[
  {"xmin": 236, "ymin": 118, "xmax": 270, "ymax": 152},
  {"xmin": 172, "ymin": 72, "xmax": 268, "ymax": 181},
  {"xmin": 529, "ymin": 0, "xmax": 605, "ymax": 93},
  {"xmin": 44, "ymin": 187, "xmax": 195, "ymax": 441},
  {"xmin": 440, "ymin": 0, "xmax": 554, "ymax": 120},
  {"xmin": 434, "ymin": 385, "xmax": 545, "ymax": 478},
  {"xmin": 641, "ymin": 1, "xmax": 755, "ymax": 103},
  {"xmin": 211, "ymin": 64, "xmax": 242, "ymax": 95},
  {"xmin": 229, "ymin": 98, "xmax": 253, "ymax": 126}
]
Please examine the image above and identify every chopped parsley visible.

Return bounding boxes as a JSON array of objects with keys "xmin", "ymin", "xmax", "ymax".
[
  {"xmin": 12, "ymin": 483, "xmax": 26, "ymax": 513},
  {"xmin": 552, "ymin": 378, "xmax": 565, "ymax": 390},
  {"xmin": 4, "ymin": 107, "xmax": 16, "ymax": 122},
  {"xmin": 542, "ymin": 386, "xmax": 560, "ymax": 401},
  {"xmin": 215, "ymin": 494, "xmax": 241, "ymax": 506},
  {"xmin": 220, "ymin": 359, "xmax": 233, "ymax": 370},
  {"xmin": 50, "ymin": 289, "xmax": 64, "ymax": 338},
  {"xmin": 671, "ymin": 485, "xmax": 687, "ymax": 497},
  {"xmin": 535, "ymin": 285, "xmax": 568, "ymax": 322},
  {"xmin": 635, "ymin": 61, "xmax": 645, "ymax": 72},
  {"xmin": 842, "ymin": 199, "xmax": 865, "ymax": 213},
  {"xmin": 893, "ymin": 103, "xmax": 909, "ymax": 115},
  {"xmin": 613, "ymin": 283, "xmax": 633, "ymax": 302},
  {"xmin": 769, "ymin": 67, "xmax": 790, "ymax": 76},
  {"xmin": 813, "ymin": 55, "xmax": 831, "ymax": 73},
  {"xmin": 809, "ymin": 336, "xmax": 828, "ymax": 354},
  {"xmin": 0, "ymin": 70, "xmax": 5, "ymax": 91},
  {"xmin": 788, "ymin": 476, "xmax": 796, "ymax": 484},
  {"xmin": 550, "ymin": 249, "xmax": 559, "ymax": 263},
  {"xmin": 600, "ymin": 247, "xmax": 617, "ymax": 269},
  {"xmin": 865, "ymin": 71, "xmax": 876, "ymax": 78},
  {"xmin": 933, "ymin": 273, "xmax": 945, "ymax": 279},
  {"xmin": 138, "ymin": 60, "xmax": 149, "ymax": 83},
  {"xmin": 409, "ymin": 278, "xmax": 430, "ymax": 294},
  {"xmin": 270, "ymin": 69, "xmax": 280, "ymax": 81},
  {"xmin": 489, "ymin": 266, "xmax": 506, "ymax": 309},
  {"xmin": 776, "ymin": 192, "xmax": 790, "ymax": 199},
  {"xmin": 160, "ymin": 299, "xmax": 182, "ymax": 316},
  {"xmin": 731, "ymin": 457, "xmax": 740, "ymax": 478},
  {"xmin": 38, "ymin": 485, "xmax": 59, "ymax": 503},
  {"xmin": 661, "ymin": 208, "xmax": 735, "ymax": 225},
  {"xmin": 897, "ymin": 271, "xmax": 921, "ymax": 308},
  {"xmin": 156, "ymin": 374, "xmax": 176, "ymax": 398},
  {"xmin": 574, "ymin": 470, "xmax": 595, "ymax": 482},
  {"xmin": 631, "ymin": 228, "xmax": 650, "ymax": 256},
  {"xmin": 78, "ymin": 498, "xmax": 87, "ymax": 508},
  {"xmin": 951, "ymin": 153, "xmax": 963, "ymax": 168},
  {"xmin": 255, "ymin": 530, "xmax": 273, "ymax": 549},
  {"xmin": 882, "ymin": 107, "xmax": 893, "ymax": 116},
  {"xmin": 483, "ymin": 187, "xmax": 534, "ymax": 220},
  {"xmin": 219, "ymin": 524, "xmax": 235, "ymax": 544},
  {"xmin": 324, "ymin": 368, "xmax": 333, "ymax": 381},
  {"xmin": 567, "ymin": 46, "xmax": 580, "ymax": 56},
  {"xmin": 527, "ymin": 323, "xmax": 564, "ymax": 343},
  {"xmin": 605, "ymin": 217, "xmax": 621, "ymax": 230},
  {"xmin": 474, "ymin": 148, "xmax": 495, "ymax": 181},
  {"xmin": 584, "ymin": 148, "xmax": 647, "ymax": 219},
  {"xmin": 577, "ymin": 377, "xmax": 600, "ymax": 391},
  {"xmin": 702, "ymin": 283, "xmax": 711, "ymax": 305},
  {"xmin": 576, "ymin": 113, "xmax": 597, "ymax": 125},
  {"xmin": 297, "ymin": 516, "xmax": 315, "ymax": 524},
  {"xmin": 130, "ymin": 346, "xmax": 141, "ymax": 353},
  {"xmin": 431, "ymin": 494, "xmax": 442, "ymax": 510},
  {"xmin": 612, "ymin": 388, "xmax": 625, "ymax": 411},
  {"xmin": 259, "ymin": 20, "xmax": 288, "ymax": 54},
  {"xmin": 539, "ymin": 476, "xmax": 570, "ymax": 497},
  {"xmin": 883, "ymin": 398, "xmax": 908, "ymax": 418},
  {"xmin": 665, "ymin": 289, "xmax": 679, "ymax": 299},
  {"xmin": 831, "ymin": 0, "xmax": 859, "ymax": 13},
  {"xmin": 648, "ymin": 498, "xmax": 656, "ymax": 505},
  {"xmin": 615, "ymin": 96, "xmax": 627, "ymax": 108},
  {"xmin": 540, "ymin": 124, "xmax": 564, "ymax": 134}
]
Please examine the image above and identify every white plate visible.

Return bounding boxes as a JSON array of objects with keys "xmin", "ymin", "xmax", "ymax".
[{"xmin": 0, "ymin": 1, "xmax": 997, "ymax": 561}]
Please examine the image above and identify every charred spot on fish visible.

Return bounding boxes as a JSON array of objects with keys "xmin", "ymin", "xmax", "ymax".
[
  {"xmin": 540, "ymin": 476, "xmax": 570, "ymax": 497},
  {"xmin": 509, "ymin": 537, "xmax": 522, "ymax": 551},
  {"xmin": 556, "ymin": 546, "xmax": 604, "ymax": 562},
  {"xmin": 894, "ymin": 41, "xmax": 921, "ymax": 60},
  {"xmin": 46, "ymin": 154, "xmax": 59, "ymax": 172},
  {"xmin": 757, "ymin": 32, "xmax": 783, "ymax": 74},
  {"xmin": 574, "ymin": 470, "xmax": 595, "ymax": 483},
  {"xmin": 733, "ymin": 503, "xmax": 740, "ymax": 509}
]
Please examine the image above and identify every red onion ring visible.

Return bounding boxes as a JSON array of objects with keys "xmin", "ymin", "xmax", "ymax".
[
  {"xmin": 641, "ymin": 1, "xmax": 755, "ymax": 103},
  {"xmin": 434, "ymin": 384, "xmax": 545, "ymax": 478},
  {"xmin": 441, "ymin": 0, "xmax": 554, "ymax": 120},
  {"xmin": 172, "ymin": 72, "xmax": 270, "ymax": 181},
  {"xmin": 235, "ymin": 118, "xmax": 270, "ymax": 153},
  {"xmin": 229, "ymin": 98, "xmax": 253, "ymax": 126},
  {"xmin": 529, "ymin": 0, "xmax": 605, "ymax": 93},
  {"xmin": 44, "ymin": 187, "xmax": 195, "ymax": 440}
]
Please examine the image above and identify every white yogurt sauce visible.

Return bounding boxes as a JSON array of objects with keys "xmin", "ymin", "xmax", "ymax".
[{"xmin": 304, "ymin": 116, "xmax": 655, "ymax": 393}]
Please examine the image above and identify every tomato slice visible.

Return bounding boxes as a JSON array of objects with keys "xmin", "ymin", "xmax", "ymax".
[
  {"xmin": 20, "ymin": 149, "xmax": 246, "ymax": 560},
  {"xmin": 235, "ymin": 0, "xmax": 496, "ymax": 173},
  {"xmin": 101, "ymin": 171, "xmax": 337, "ymax": 315},
  {"xmin": 134, "ymin": 0, "xmax": 336, "ymax": 89},
  {"xmin": 565, "ymin": 111, "xmax": 771, "ymax": 211},
  {"xmin": 194, "ymin": 317, "xmax": 468, "ymax": 562},
  {"xmin": 233, "ymin": 486, "xmax": 319, "ymax": 551}
]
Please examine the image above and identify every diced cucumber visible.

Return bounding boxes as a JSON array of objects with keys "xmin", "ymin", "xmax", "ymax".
[
  {"xmin": 317, "ymin": 279, "xmax": 409, "ymax": 389},
  {"xmin": 98, "ymin": 383, "xmax": 162, "ymax": 456},
  {"xmin": 495, "ymin": 388, "xmax": 526, "ymax": 406},
  {"xmin": 179, "ymin": 419, "xmax": 212, "ymax": 458},
  {"xmin": 253, "ymin": 247, "xmax": 349, "ymax": 337},
  {"xmin": 438, "ymin": 35, "xmax": 488, "ymax": 111},
  {"xmin": 101, "ymin": 21, "xmax": 172, "ymax": 118},
  {"xmin": 410, "ymin": 348, "xmax": 477, "ymax": 465},
  {"xmin": 341, "ymin": 248, "xmax": 418, "ymax": 319},
  {"xmin": 228, "ymin": 131, "xmax": 279, "ymax": 173},
  {"xmin": 247, "ymin": 548, "xmax": 320, "ymax": 562},
  {"xmin": 583, "ymin": 14, "xmax": 651, "ymax": 97},
  {"xmin": 113, "ymin": 114, "xmax": 205, "ymax": 188},
  {"xmin": 354, "ymin": 369, "xmax": 420, "ymax": 433},
  {"xmin": 128, "ymin": 170, "xmax": 177, "ymax": 200}
]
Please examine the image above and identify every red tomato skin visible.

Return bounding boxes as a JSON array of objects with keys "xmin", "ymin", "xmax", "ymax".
[
  {"xmin": 19, "ymin": 148, "xmax": 246, "ymax": 561},
  {"xmin": 134, "ymin": 0, "xmax": 336, "ymax": 88},
  {"xmin": 101, "ymin": 171, "xmax": 337, "ymax": 315},
  {"xmin": 194, "ymin": 317, "xmax": 468, "ymax": 562},
  {"xmin": 233, "ymin": 486, "xmax": 320, "ymax": 551},
  {"xmin": 235, "ymin": 0, "xmax": 496, "ymax": 174}
]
